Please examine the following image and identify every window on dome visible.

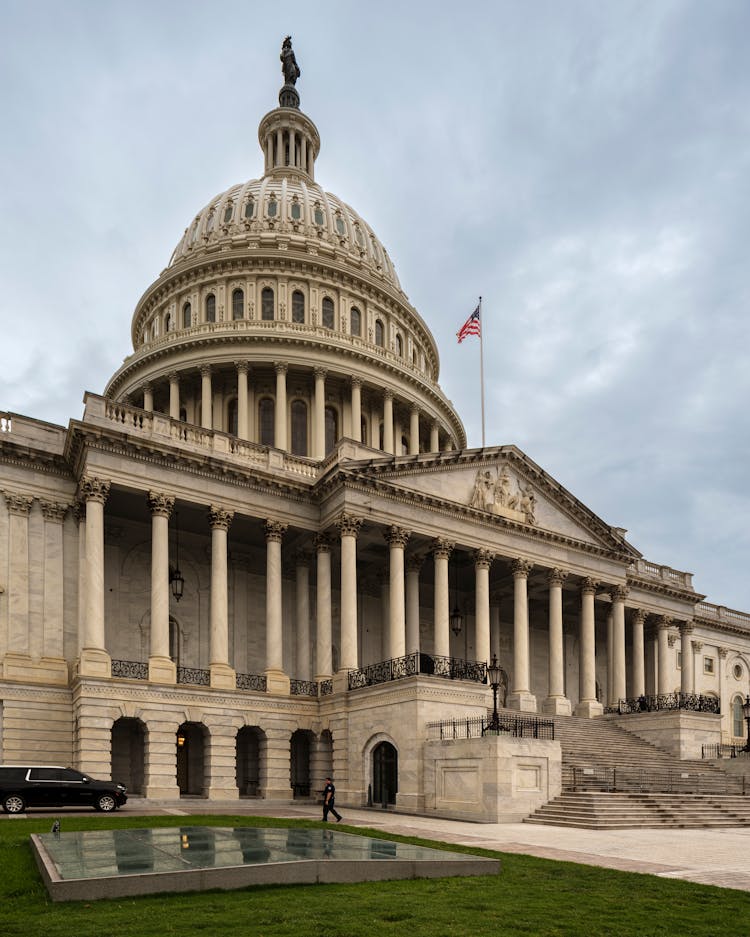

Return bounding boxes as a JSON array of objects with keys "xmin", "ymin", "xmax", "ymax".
[
  {"xmin": 375, "ymin": 319, "xmax": 384, "ymax": 347},
  {"xmin": 350, "ymin": 307, "xmax": 361, "ymax": 337},
  {"xmin": 335, "ymin": 215, "xmax": 346, "ymax": 236},
  {"xmin": 355, "ymin": 226, "xmax": 365, "ymax": 247},
  {"xmin": 232, "ymin": 288, "xmax": 244, "ymax": 320},
  {"xmin": 259, "ymin": 398, "xmax": 275, "ymax": 446},
  {"xmin": 291, "ymin": 201, "xmax": 302, "ymax": 221},
  {"xmin": 223, "ymin": 203, "xmax": 234, "ymax": 224},
  {"xmin": 244, "ymin": 199, "xmax": 254, "ymax": 220},
  {"xmin": 291, "ymin": 400, "xmax": 308, "ymax": 456},
  {"xmin": 314, "ymin": 206, "xmax": 324, "ymax": 226},
  {"xmin": 324, "ymin": 406, "xmax": 338, "ymax": 455},
  {"xmin": 321, "ymin": 297, "xmax": 334, "ymax": 329},
  {"xmin": 164, "ymin": 312, "xmax": 172, "ymax": 332},
  {"xmin": 292, "ymin": 290, "xmax": 305, "ymax": 323},
  {"xmin": 182, "ymin": 302, "xmax": 192, "ymax": 328},
  {"xmin": 205, "ymin": 294, "xmax": 216, "ymax": 323},
  {"xmin": 206, "ymin": 210, "xmax": 216, "ymax": 233},
  {"xmin": 267, "ymin": 197, "xmax": 277, "ymax": 218},
  {"xmin": 395, "ymin": 334, "xmax": 403, "ymax": 357},
  {"xmin": 412, "ymin": 348, "xmax": 418, "ymax": 365},
  {"xmin": 261, "ymin": 288, "xmax": 274, "ymax": 321}
]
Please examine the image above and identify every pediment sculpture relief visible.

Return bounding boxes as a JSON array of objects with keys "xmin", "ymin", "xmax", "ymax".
[{"xmin": 469, "ymin": 466, "xmax": 537, "ymax": 525}]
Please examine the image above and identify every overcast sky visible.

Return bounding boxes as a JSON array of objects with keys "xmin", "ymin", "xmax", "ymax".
[{"xmin": 1, "ymin": 1, "xmax": 748, "ymax": 611}]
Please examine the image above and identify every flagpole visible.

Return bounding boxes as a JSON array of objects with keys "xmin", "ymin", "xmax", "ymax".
[{"xmin": 479, "ymin": 296, "xmax": 485, "ymax": 448}]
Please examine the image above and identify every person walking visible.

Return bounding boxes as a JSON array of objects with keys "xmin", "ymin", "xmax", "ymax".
[{"xmin": 322, "ymin": 776, "xmax": 342, "ymax": 822}]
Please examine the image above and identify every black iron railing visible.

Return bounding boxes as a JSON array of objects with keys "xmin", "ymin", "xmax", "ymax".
[
  {"xmin": 426, "ymin": 713, "xmax": 555, "ymax": 741},
  {"xmin": 564, "ymin": 764, "xmax": 746, "ymax": 795},
  {"xmin": 236, "ymin": 672, "xmax": 268, "ymax": 692},
  {"xmin": 319, "ymin": 679, "xmax": 333, "ymax": 697},
  {"xmin": 177, "ymin": 667, "xmax": 210, "ymax": 686},
  {"xmin": 702, "ymin": 743, "xmax": 750, "ymax": 759},
  {"xmin": 605, "ymin": 693, "xmax": 721, "ymax": 715},
  {"xmin": 347, "ymin": 652, "xmax": 487, "ymax": 690},
  {"xmin": 111, "ymin": 659, "xmax": 149, "ymax": 680},
  {"xmin": 290, "ymin": 679, "xmax": 319, "ymax": 697}
]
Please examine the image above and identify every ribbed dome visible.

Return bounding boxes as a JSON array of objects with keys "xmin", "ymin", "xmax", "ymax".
[{"xmin": 168, "ymin": 176, "xmax": 403, "ymax": 295}]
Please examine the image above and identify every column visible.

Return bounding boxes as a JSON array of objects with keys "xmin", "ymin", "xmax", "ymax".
[
  {"xmin": 236, "ymin": 361, "xmax": 249, "ymax": 439},
  {"xmin": 383, "ymin": 390, "xmax": 394, "ymax": 454},
  {"xmin": 370, "ymin": 399, "xmax": 380, "ymax": 449},
  {"xmin": 718, "ymin": 647, "xmax": 728, "ymax": 715},
  {"xmin": 432, "ymin": 538, "xmax": 453, "ymax": 658},
  {"xmin": 611, "ymin": 585, "xmax": 628, "ymax": 706},
  {"xmin": 275, "ymin": 127, "xmax": 283, "ymax": 167},
  {"xmin": 168, "ymin": 372, "xmax": 180, "ymax": 420},
  {"xmin": 430, "ymin": 421, "xmax": 439, "ymax": 453},
  {"xmin": 384, "ymin": 526, "xmax": 410, "ymax": 659},
  {"xmin": 314, "ymin": 534, "xmax": 333, "ymax": 681},
  {"xmin": 631, "ymin": 609, "xmax": 646, "ymax": 699},
  {"xmin": 508, "ymin": 559, "xmax": 536, "ymax": 711},
  {"xmin": 409, "ymin": 405, "xmax": 420, "ymax": 455},
  {"xmin": 264, "ymin": 518, "xmax": 289, "ymax": 694},
  {"xmin": 544, "ymin": 567, "xmax": 571, "ymax": 715},
  {"xmin": 657, "ymin": 615, "xmax": 672, "ymax": 695},
  {"xmin": 200, "ymin": 365, "xmax": 212, "ymax": 429},
  {"xmin": 142, "ymin": 382, "xmax": 153, "ymax": 412},
  {"xmin": 209, "ymin": 505, "xmax": 235, "ymax": 689},
  {"xmin": 337, "ymin": 514, "xmax": 362, "ymax": 676},
  {"xmin": 350, "ymin": 378, "xmax": 362, "ymax": 443},
  {"xmin": 274, "ymin": 361, "xmax": 288, "ymax": 451},
  {"xmin": 680, "ymin": 621, "xmax": 695, "ymax": 695},
  {"xmin": 473, "ymin": 549, "xmax": 493, "ymax": 667},
  {"xmin": 575, "ymin": 577, "xmax": 602, "ymax": 717},
  {"xmin": 606, "ymin": 609, "xmax": 614, "ymax": 705},
  {"xmin": 39, "ymin": 500, "xmax": 68, "ymax": 681},
  {"xmin": 78, "ymin": 476, "xmax": 111, "ymax": 677},
  {"xmin": 313, "ymin": 367, "xmax": 326, "ymax": 459},
  {"xmin": 148, "ymin": 491, "xmax": 176, "ymax": 684},
  {"xmin": 3, "ymin": 493, "xmax": 33, "ymax": 670},
  {"xmin": 692, "ymin": 640, "xmax": 703, "ymax": 698},
  {"xmin": 379, "ymin": 572, "xmax": 389, "ymax": 661},
  {"xmin": 646, "ymin": 623, "xmax": 658, "ymax": 695},
  {"xmin": 300, "ymin": 135, "xmax": 307, "ymax": 175},
  {"xmin": 405, "ymin": 554, "xmax": 423, "ymax": 655},
  {"xmin": 295, "ymin": 551, "xmax": 311, "ymax": 682}
]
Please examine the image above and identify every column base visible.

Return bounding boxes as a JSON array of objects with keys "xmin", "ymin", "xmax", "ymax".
[
  {"xmin": 148, "ymin": 656, "xmax": 176, "ymax": 684},
  {"xmin": 77, "ymin": 647, "xmax": 111, "ymax": 678},
  {"xmin": 332, "ymin": 670, "xmax": 350, "ymax": 694},
  {"xmin": 574, "ymin": 699, "xmax": 604, "ymax": 718},
  {"xmin": 506, "ymin": 690, "xmax": 538, "ymax": 713},
  {"xmin": 542, "ymin": 696, "xmax": 572, "ymax": 716},
  {"xmin": 2, "ymin": 654, "xmax": 68, "ymax": 684},
  {"xmin": 264, "ymin": 670, "xmax": 291, "ymax": 696},
  {"xmin": 210, "ymin": 662, "xmax": 236, "ymax": 690},
  {"xmin": 143, "ymin": 783, "xmax": 181, "ymax": 800}
]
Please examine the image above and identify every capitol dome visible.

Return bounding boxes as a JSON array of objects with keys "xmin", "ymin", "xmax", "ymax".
[{"xmin": 105, "ymin": 52, "xmax": 466, "ymax": 459}]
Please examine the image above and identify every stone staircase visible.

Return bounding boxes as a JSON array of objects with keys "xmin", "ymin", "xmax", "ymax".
[{"xmin": 523, "ymin": 714, "xmax": 750, "ymax": 829}]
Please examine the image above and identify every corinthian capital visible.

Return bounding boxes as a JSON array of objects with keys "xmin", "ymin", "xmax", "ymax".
[
  {"xmin": 511, "ymin": 558, "xmax": 533, "ymax": 579},
  {"xmin": 264, "ymin": 518, "xmax": 287, "ymax": 542},
  {"xmin": 3, "ymin": 491, "xmax": 33, "ymax": 515},
  {"xmin": 79, "ymin": 476, "xmax": 110, "ymax": 505},
  {"xmin": 336, "ymin": 513, "xmax": 363, "ymax": 538},
  {"xmin": 611, "ymin": 585, "xmax": 629, "ymax": 603},
  {"xmin": 580, "ymin": 577, "xmax": 599, "ymax": 596},
  {"xmin": 39, "ymin": 500, "xmax": 69, "ymax": 522},
  {"xmin": 209, "ymin": 505, "xmax": 234, "ymax": 531},
  {"xmin": 147, "ymin": 491, "xmax": 175, "ymax": 518},
  {"xmin": 384, "ymin": 525, "xmax": 410, "ymax": 549},
  {"xmin": 474, "ymin": 548, "xmax": 494, "ymax": 569},
  {"xmin": 547, "ymin": 567, "xmax": 568, "ymax": 588},
  {"xmin": 431, "ymin": 537, "xmax": 454, "ymax": 560}
]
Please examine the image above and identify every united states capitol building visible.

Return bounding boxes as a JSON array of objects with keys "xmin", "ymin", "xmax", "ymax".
[{"xmin": 1, "ymin": 41, "xmax": 748, "ymax": 820}]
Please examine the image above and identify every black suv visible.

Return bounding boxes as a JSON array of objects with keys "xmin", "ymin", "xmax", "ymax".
[{"xmin": 0, "ymin": 765, "xmax": 127, "ymax": 813}]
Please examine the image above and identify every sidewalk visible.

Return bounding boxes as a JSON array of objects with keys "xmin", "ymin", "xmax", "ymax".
[{"xmin": 126, "ymin": 798, "xmax": 750, "ymax": 892}]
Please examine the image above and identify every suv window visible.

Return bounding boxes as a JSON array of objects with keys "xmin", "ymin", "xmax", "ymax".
[
  {"xmin": 0, "ymin": 767, "xmax": 26, "ymax": 782},
  {"xmin": 28, "ymin": 768, "xmax": 65, "ymax": 781}
]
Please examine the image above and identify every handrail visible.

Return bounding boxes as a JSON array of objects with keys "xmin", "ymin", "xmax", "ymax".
[
  {"xmin": 426, "ymin": 712, "xmax": 555, "ymax": 741},
  {"xmin": 347, "ymin": 652, "xmax": 486, "ymax": 690},
  {"xmin": 605, "ymin": 693, "xmax": 720, "ymax": 715},
  {"xmin": 563, "ymin": 764, "xmax": 747, "ymax": 795}
]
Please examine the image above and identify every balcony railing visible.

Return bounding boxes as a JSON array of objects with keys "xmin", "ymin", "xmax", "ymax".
[
  {"xmin": 236, "ymin": 672, "xmax": 268, "ymax": 692},
  {"xmin": 426, "ymin": 713, "xmax": 555, "ymax": 741},
  {"xmin": 605, "ymin": 693, "xmax": 720, "ymax": 715},
  {"xmin": 347, "ymin": 652, "xmax": 487, "ymax": 690},
  {"xmin": 111, "ymin": 659, "xmax": 149, "ymax": 680},
  {"xmin": 177, "ymin": 667, "xmax": 210, "ymax": 686},
  {"xmin": 290, "ymin": 679, "xmax": 320, "ymax": 697}
]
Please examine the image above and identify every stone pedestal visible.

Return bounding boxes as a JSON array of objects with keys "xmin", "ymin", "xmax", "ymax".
[
  {"xmin": 507, "ymin": 690, "xmax": 538, "ymax": 712},
  {"xmin": 210, "ymin": 663, "xmax": 236, "ymax": 690},
  {"xmin": 574, "ymin": 699, "xmax": 604, "ymax": 718},
  {"xmin": 148, "ymin": 656, "xmax": 177, "ymax": 684},
  {"xmin": 3, "ymin": 653, "xmax": 68, "ymax": 684},
  {"xmin": 542, "ymin": 695, "xmax": 572, "ymax": 716},
  {"xmin": 265, "ymin": 670, "xmax": 291, "ymax": 696},
  {"xmin": 77, "ymin": 648, "xmax": 111, "ymax": 678}
]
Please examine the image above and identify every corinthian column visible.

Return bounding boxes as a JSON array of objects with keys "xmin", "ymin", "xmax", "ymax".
[
  {"xmin": 148, "ymin": 491, "xmax": 176, "ymax": 684},
  {"xmin": 508, "ymin": 559, "xmax": 536, "ymax": 712},
  {"xmin": 169, "ymin": 372, "xmax": 180, "ymax": 420},
  {"xmin": 432, "ymin": 538, "xmax": 454, "ymax": 658},
  {"xmin": 78, "ymin": 476, "xmax": 111, "ymax": 677},
  {"xmin": 200, "ymin": 365, "xmax": 212, "ymax": 429},
  {"xmin": 409, "ymin": 405, "xmax": 420, "ymax": 456},
  {"xmin": 405, "ymin": 554, "xmax": 423, "ymax": 655},
  {"xmin": 384, "ymin": 526, "xmax": 410, "ymax": 659},
  {"xmin": 264, "ymin": 518, "xmax": 289, "ymax": 694},
  {"xmin": 274, "ymin": 362, "xmax": 288, "ymax": 451},
  {"xmin": 473, "ymin": 549, "xmax": 493, "ymax": 667},
  {"xmin": 680, "ymin": 621, "xmax": 695, "ymax": 694},
  {"xmin": 314, "ymin": 534, "xmax": 333, "ymax": 681},
  {"xmin": 350, "ymin": 378, "xmax": 362, "ymax": 443},
  {"xmin": 575, "ymin": 577, "xmax": 602, "ymax": 717},
  {"xmin": 236, "ymin": 361, "xmax": 249, "ymax": 439},
  {"xmin": 611, "ymin": 585, "xmax": 628, "ymax": 705},
  {"xmin": 295, "ymin": 551, "xmax": 311, "ymax": 682},
  {"xmin": 657, "ymin": 615, "xmax": 673, "ymax": 694},
  {"xmin": 338, "ymin": 514, "xmax": 362, "ymax": 672},
  {"xmin": 631, "ymin": 609, "xmax": 646, "ymax": 698},
  {"xmin": 383, "ymin": 390, "xmax": 394, "ymax": 454},
  {"xmin": 3, "ymin": 492, "xmax": 33, "ymax": 665},
  {"xmin": 39, "ymin": 500, "xmax": 68, "ymax": 680},
  {"xmin": 544, "ymin": 567, "xmax": 571, "ymax": 715},
  {"xmin": 209, "ymin": 506, "xmax": 235, "ymax": 689},
  {"xmin": 313, "ymin": 367, "xmax": 327, "ymax": 459}
]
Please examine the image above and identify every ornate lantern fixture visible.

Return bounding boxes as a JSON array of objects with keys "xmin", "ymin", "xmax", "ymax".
[
  {"xmin": 169, "ymin": 510, "xmax": 185, "ymax": 602},
  {"xmin": 486, "ymin": 654, "xmax": 503, "ymax": 732},
  {"xmin": 450, "ymin": 558, "xmax": 463, "ymax": 637}
]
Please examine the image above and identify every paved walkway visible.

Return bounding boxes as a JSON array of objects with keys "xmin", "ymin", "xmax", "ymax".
[{"xmin": 125, "ymin": 799, "xmax": 750, "ymax": 893}]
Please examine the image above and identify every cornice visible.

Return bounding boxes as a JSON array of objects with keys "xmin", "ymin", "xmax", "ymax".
[{"xmin": 626, "ymin": 574, "xmax": 703, "ymax": 604}]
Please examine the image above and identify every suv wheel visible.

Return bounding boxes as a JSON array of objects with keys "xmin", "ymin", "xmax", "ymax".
[
  {"xmin": 3, "ymin": 794, "xmax": 26, "ymax": 814},
  {"xmin": 95, "ymin": 794, "xmax": 117, "ymax": 812}
]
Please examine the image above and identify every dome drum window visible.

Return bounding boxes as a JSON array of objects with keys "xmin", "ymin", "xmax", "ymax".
[
  {"xmin": 261, "ymin": 287, "xmax": 275, "ymax": 321},
  {"xmin": 292, "ymin": 290, "xmax": 305, "ymax": 324},
  {"xmin": 313, "ymin": 205, "xmax": 324, "ymax": 227},
  {"xmin": 321, "ymin": 297, "xmax": 334, "ymax": 330},
  {"xmin": 244, "ymin": 199, "xmax": 254, "ymax": 220},
  {"xmin": 350, "ymin": 307, "xmax": 361, "ymax": 337},
  {"xmin": 205, "ymin": 294, "xmax": 216, "ymax": 323},
  {"xmin": 182, "ymin": 302, "xmax": 192, "ymax": 329},
  {"xmin": 232, "ymin": 288, "xmax": 244, "ymax": 321},
  {"xmin": 290, "ymin": 200, "xmax": 302, "ymax": 221},
  {"xmin": 374, "ymin": 319, "xmax": 385, "ymax": 348},
  {"xmin": 223, "ymin": 203, "xmax": 234, "ymax": 225},
  {"xmin": 267, "ymin": 197, "xmax": 278, "ymax": 218}
]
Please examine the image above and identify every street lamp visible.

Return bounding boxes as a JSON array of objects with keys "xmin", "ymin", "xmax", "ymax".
[
  {"xmin": 486, "ymin": 654, "xmax": 502, "ymax": 732},
  {"xmin": 742, "ymin": 695, "xmax": 750, "ymax": 753},
  {"xmin": 169, "ymin": 510, "xmax": 184, "ymax": 602}
]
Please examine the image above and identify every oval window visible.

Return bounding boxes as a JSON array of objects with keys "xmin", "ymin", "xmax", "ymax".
[
  {"xmin": 244, "ymin": 199, "xmax": 254, "ymax": 219},
  {"xmin": 223, "ymin": 204, "xmax": 234, "ymax": 224},
  {"xmin": 291, "ymin": 202, "xmax": 302, "ymax": 220}
]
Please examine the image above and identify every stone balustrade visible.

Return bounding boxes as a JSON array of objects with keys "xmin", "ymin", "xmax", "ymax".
[{"xmin": 630, "ymin": 557, "xmax": 694, "ymax": 589}]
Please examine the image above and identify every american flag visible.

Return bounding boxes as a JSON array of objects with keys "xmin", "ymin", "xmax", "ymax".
[{"xmin": 456, "ymin": 304, "xmax": 481, "ymax": 343}]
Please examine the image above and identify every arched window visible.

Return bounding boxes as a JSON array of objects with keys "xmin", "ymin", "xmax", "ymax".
[
  {"xmin": 244, "ymin": 198, "xmax": 254, "ymax": 220},
  {"xmin": 395, "ymin": 334, "xmax": 403, "ymax": 357},
  {"xmin": 223, "ymin": 202, "xmax": 234, "ymax": 224},
  {"xmin": 182, "ymin": 302, "xmax": 192, "ymax": 328},
  {"xmin": 412, "ymin": 348, "xmax": 418, "ymax": 365},
  {"xmin": 227, "ymin": 398, "xmax": 238, "ymax": 436},
  {"xmin": 322, "ymin": 297, "xmax": 334, "ymax": 329},
  {"xmin": 267, "ymin": 197, "xmax": 277, "ymax": 218},
  {"xmin": 324, "ymin": 406, "xmax": 338, "ymax": 455},
  {"xmin": 205, "ymin": 294, "xmax": 216, "ymax": 323},
  {"xmin": 292, "ymin": 290, "xmax": 305, "ymax": 324},
  {"xmin": 232, "ymin": 288, "xmax": 244, "ymax": 320},
  {"xmin": 259, "ymin": 398, "xmax": 275, "ymax": 447},
  {"xmin": 164, "ymin": 312, "xmax": 172, "ymax": 332},
  {"xmin": 733, "ymin": 696, "xmax": 745, "ymax": 738},
  {"xmin": 350, "ymin": 307, "xmax": 361, "ymax": 337},
  {"xmin": 290, "ymin": 201, "xmax": 302, "ymax": 221},
  {"xmin": 261, "ymin": 287, "xmax": 274, "ymax": 321},
  {"xmin": 291, "ymin": 400, "xmax": 308, "ymax": 456},
  {"xmin": 375, "ymin": 319, "xmax": 384, "ymax": 347}
]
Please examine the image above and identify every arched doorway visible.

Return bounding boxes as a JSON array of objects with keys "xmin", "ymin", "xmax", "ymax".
[
  {"xmin": 290, "ymin": 729, "xmax": 314, "ymax": 798},
  {"xmin": 372, "ymin": 741, "xmax": 398, "ymax": 806},
  {"xmin": 111, "ymin": 718, "xmax": 146, "ymax": 794},
  {"xmin": 236, "ymin": 726, "xmax": 264, "ymax": 796},
  {"xmin": 176, "ymin": 722, "xmax": 207, "ymax": 796}
]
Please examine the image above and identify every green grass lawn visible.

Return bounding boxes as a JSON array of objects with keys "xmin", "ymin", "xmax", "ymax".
[{"xmin": 1, "ymin": 814, "xmax": 748, "ymax": 937}]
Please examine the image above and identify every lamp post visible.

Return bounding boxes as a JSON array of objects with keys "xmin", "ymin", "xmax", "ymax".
[
  {"xmin": 169, "ymin": 510, "xmax": 185, "ymax": 602},
  {"xmin": 486, "ymin": 654, "xmax": 502, "ymax": 732},
  {"xmin": 743, "ymin": 695, "xmax": 750, "ymax": 753}
]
